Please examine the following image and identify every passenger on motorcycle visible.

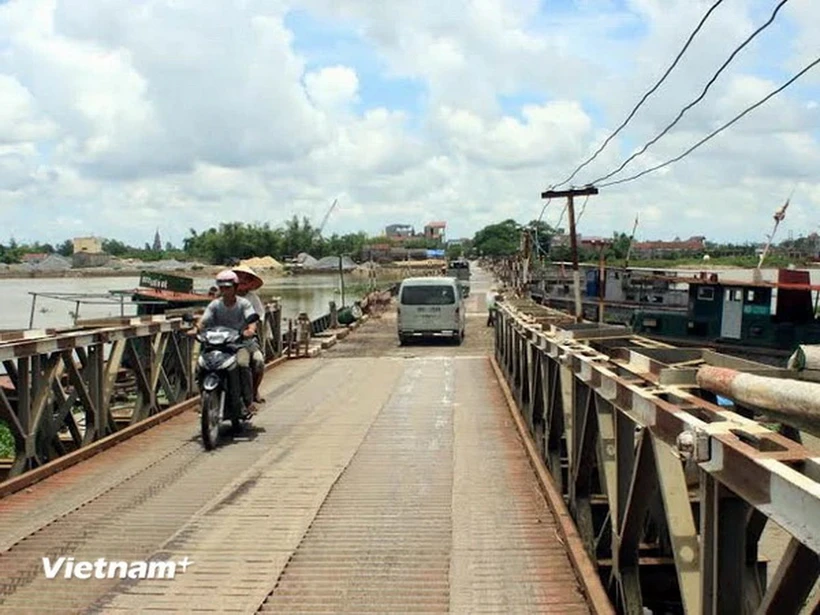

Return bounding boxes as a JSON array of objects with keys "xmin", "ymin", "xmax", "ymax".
[
  {"xmin": 232, "ymin": 265, "xmax": 267, "ymax": 403},
  {"xmin": 189, "ymin": 270, "xmax": 259, "ymax": 415}
]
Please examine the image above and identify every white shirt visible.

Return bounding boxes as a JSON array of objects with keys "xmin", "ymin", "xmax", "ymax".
[
  {"xmin": 244, "ymin": 290, "xmax": 265, "ymax": 317},
  {"xmin": 486, "ymin": 291, "xmax": 497, "ymax": 309}
]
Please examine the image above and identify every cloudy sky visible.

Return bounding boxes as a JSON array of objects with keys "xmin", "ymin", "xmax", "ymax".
[{"xmin": 0, "ymin": 0, "xmax": 817, "ymax": 248}]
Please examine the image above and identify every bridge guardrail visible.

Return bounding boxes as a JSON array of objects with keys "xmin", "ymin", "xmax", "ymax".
[
  {"xmin": 0, "ymin": 286, "xmax": 394, "ymax": 481},
  {"xmin": 494, "ymin": 298, "xmax": 819, "ymax": 615}
]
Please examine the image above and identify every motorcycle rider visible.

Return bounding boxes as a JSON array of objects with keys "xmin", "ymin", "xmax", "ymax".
[
  {"xmin": 232, "ymin": 265, "xmax": 267, "ymax": 403},
  {"xmin": 189, "ymin": 270, "xmax": 259, "ymax": 416}
]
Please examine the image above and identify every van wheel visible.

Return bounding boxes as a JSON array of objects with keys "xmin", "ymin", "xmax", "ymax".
[{"xmin": 398, "ymin": 336, "xmax": 406, "ymax": 346}]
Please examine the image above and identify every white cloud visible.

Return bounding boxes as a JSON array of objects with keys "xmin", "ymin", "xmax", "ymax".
[
  {"xmin": 304, "ymin": 65, "xmax": 359, "ymax": 111},
  {"xmin": 0, "ymin": 0, "xmax": 817, "ymax": 249}
]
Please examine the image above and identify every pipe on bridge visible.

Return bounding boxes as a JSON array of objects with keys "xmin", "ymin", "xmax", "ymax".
[
  {"xmin": 788, "ymin": 344, "xmax": 820, "ymax": 371},
  {"xmin": 696, "ymin": 365, "xmax": 820, "ymax": 435}
]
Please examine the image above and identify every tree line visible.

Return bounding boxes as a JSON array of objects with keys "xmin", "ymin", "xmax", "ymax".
[
  {"xmin": 4, "ymin": 214, "xmax": 812, "ymax": 267},
  {"xmin": 0, "ymin": 216, "xmax": 451, "ymax": 266}
]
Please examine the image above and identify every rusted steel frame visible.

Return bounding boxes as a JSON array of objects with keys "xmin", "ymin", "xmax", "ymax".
[
  {"xmin": 49, "ymin": 377, "xmax": 82, "ymax": 449},
  {"xmin": 87, "ymin": 343, "xmax": 105, "ymax": 438},
  {"xmin": 566, "ymin": 346, "xmax": 820, "ymax": 557},
  {"xmin": 59, "ymin": 348, "xmax": 98, "ymax": 445},
  {"xmin": 530, "ymin": 345, "xmax": 546, "ymax": 457},
  {"xmin": 755, "ymin": 536, "xmax": 820, "ymax": 614},
  {"xmin": 125, "ymin": 337, "xmax": 158, "ymax": 423},
  {"xmin": 503, "ymin": 302, "xmax": 820, "ymax": 551},
  {"xmin": 0, "ymin": 354, "xmax": 289, "ymax": 499},
  {"xmin": 0, "ymin": 319, "xmax": 185, "ymax": 361},
  {"xmin": 28, "ymin": 352, "xmax": 66, "ymax": 450},
  {"xmin": 103, "ymin": 340, "xmax": 126, "ymax": 405},
  {"xmin": 699, "ymin": 475, "xmax": 770, "ymax": 615},
  {"xmin": 540, "ymin": 331, "xmax": 566, "ymax": 491},
  {"xmin": 569, "ymin": 377, "xmax": 598, "ymax": 559},
  {"xmin": 652, "ymin": 431, "xmax": 701, "ymax": 614},
  {"xmin": 490, "ymin": 355, "xmax": 616, "ymax": 615},
  {"xmin": 615, "ymin": 429, "xmax": 657, "ymax": 614},
  {"xmin": 497, "ymin": 301, "xmax": 820, "ymax": 613},
  {"xmin": 157, "ymin": 333, "xmax": 188, "ymax": 406},
  {"xmin": 1, "ymin": 330, "xmax": 190, "ymax": 477}
]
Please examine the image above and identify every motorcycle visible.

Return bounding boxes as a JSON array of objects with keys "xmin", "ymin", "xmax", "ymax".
[{"xmin": 184, "ymin": 313, "xmax": 259, "ymax": 450}]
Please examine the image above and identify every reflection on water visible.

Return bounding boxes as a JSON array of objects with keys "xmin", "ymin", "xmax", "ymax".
[
  {"xmin": 0, "ymin": 273, "xmax": 352, "ymax": 330},
  {"xmin": 258, "ymin": 274, "xmax": 352, "ymax": 321}
]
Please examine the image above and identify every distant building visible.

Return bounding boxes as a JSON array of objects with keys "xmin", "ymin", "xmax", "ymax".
[
  {"xmin": 72, "ymin": 236, "xmax": 103, "ymax": 254},
  {"xmin": 72, "ymin": 235, "xmax": 109, "ymax": 268},
  {"xmin": 21, "ymin": 253, "xmax": 49, "ymax": 264},
  {"xmin": 152, "ymin": 229, "xmax": 162, "ymax": 251},
  {"xmin": 424, "ymin": 221, "xmax": 446, "ymax": 243},
  {"xmin": 632, "ymin": 236, "xmax": 706, "ymax": 259},
  {"xmin": 385, "ymin": 224, "xmax": 415, "ymax": 239}
]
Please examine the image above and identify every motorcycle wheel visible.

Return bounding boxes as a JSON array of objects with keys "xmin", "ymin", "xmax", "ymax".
[{"xmin": 201, "ymin": 389, "xmax": 221, "ymax": 450}]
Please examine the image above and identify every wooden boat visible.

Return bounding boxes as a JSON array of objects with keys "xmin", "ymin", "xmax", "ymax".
[{"xmin": 125, "ymin": 271, "xmax": 213, "ymax": 315}]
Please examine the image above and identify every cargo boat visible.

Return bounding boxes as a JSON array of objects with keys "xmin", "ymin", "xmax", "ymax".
[{"xmin": 629, "ymin": 268, "xmax": 820, "ymax": 363}]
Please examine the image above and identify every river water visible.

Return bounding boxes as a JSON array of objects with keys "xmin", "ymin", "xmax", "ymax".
[{"xmin": 0, "ymin": 273, "xmax": 356, "ymax": 330}]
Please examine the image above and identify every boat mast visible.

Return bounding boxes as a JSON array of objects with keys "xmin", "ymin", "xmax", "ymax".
[
  {"xmin": 624, "ymin": 213, "xmax": 639, "ymax": 269},
  {"xmin": 755, "ymin": 192, "xmax": 792, "ymax": 279}
]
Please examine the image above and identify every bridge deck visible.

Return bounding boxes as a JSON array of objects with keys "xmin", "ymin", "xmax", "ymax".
[{"xmin": 0, "ymin": 276, "xmax": 592, "ymax": 614}]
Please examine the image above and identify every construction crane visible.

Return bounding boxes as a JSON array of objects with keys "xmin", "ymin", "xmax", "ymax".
[{"xmin": 316, "ymin": 198, "xmax": 338, "ymax": 238}]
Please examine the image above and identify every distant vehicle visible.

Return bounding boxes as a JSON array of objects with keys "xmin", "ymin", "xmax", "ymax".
[
  {"xmin": 446, "ymin": 259, "xmax": 471, "ymax": 297},
  {"xmin": 397, "ymin": 276, "xmax": 465, "ymax": 345}
]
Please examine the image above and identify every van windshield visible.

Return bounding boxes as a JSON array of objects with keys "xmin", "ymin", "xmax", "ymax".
[{"xmin": 401, "ymin": 285, "xmax": 456, "ymax": 305}]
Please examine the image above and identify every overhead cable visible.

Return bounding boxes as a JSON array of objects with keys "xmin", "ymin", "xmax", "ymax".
[
  {"xmin": 591, "ymin": 0, "xmax": 791, "ymax": 185},
  {"xmin": 597, "ymin": 54, "xmax": 820, "ymax": 188},
  {"xmin": 552, "ymin": 0, "xmax": 727, "ymax": 188}
]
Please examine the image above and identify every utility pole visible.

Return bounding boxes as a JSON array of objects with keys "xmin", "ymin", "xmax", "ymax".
[{"xmin": 541, "ymin": 185, "xmax": 599, "ymax": 321}]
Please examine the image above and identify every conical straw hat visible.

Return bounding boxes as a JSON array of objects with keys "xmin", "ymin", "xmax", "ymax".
[{"xmin": 232, "ymin": 264, "xmax": 263, "ymax": 291}]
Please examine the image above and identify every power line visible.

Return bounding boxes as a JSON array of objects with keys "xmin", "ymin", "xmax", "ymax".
[
  {"xmin": 576, "ymin": 195, "xmax": 590, "ymax": 224},
  {"xmin": 591, "ymin": 0, "xmax": 791, "ymax": 185},
  {"xmin": 597, "ymin": 54, "xmax": 820, "ymax": 188},
  {"xmin": 552, "ymin": 0, "xmax": 726, "ymax": 188}
]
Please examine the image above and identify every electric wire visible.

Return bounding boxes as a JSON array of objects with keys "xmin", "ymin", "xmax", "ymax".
[
  {"xmin": 576, "ymin": 196, "xmax": 590, "ymax": 224},
  {"xmin": 552, "ymin": 0, "xmax": 727, "ymax": 188},
  {"xmin": 591, "ymin": 0, "xmax": 791, "ymax": 185},
  {"xmin": 597, "ymin": 54, "xmax": 820, "ymax": 188}
]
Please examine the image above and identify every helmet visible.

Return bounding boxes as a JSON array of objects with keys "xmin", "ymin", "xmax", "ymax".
[{"xmin": 215, "ymin": 269, "xmax": 239, "ymax": 287}]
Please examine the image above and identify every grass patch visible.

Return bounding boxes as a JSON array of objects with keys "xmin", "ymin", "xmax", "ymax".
[{"xmin": 0, "ymin": 420, "xmax": 14, "ymax": 458}]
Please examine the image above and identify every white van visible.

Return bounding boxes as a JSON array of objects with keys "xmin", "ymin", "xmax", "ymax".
[{"xmin": 397, "ymin": 276, "xmax": 466, "ymax": 345}]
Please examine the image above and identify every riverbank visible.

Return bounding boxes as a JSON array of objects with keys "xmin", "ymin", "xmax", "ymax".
[
  {"xmin": 0, "ymin": 264, "xmax": 449, "ymax": 281},
  {"xmin": 0, "ymin": 267, "xmax": 220, "ymax": 280}
]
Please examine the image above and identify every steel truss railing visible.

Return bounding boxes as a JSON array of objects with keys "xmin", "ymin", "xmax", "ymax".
[
  {"xmin": 494, "ymin": 298, "xmax": 819, "ymax": 615},
  {"xmin": 0, "ymin": 304, "xmax": 283, "ymax": 478}
]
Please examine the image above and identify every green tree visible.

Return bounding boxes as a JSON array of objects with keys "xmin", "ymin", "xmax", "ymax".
[
  {"xmin": 56, "ymin": 240, "xmax": 74, "ymax": 257},
  {"xmin": 607, "ymin": 232, "xmax": 632, "ymax": 260},
  {"xmin": 472, "ymin": 219, "xmax": 522, "ymax": 257}
]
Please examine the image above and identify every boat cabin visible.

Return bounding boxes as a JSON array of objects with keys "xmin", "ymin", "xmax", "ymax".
[
  {"xmin": 632, "ymin": 268, "xmax": 820, "ymax": 350},
  {"xmin": 685, "ymin": 280, "xmax": 773, "ymax": 340}
]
